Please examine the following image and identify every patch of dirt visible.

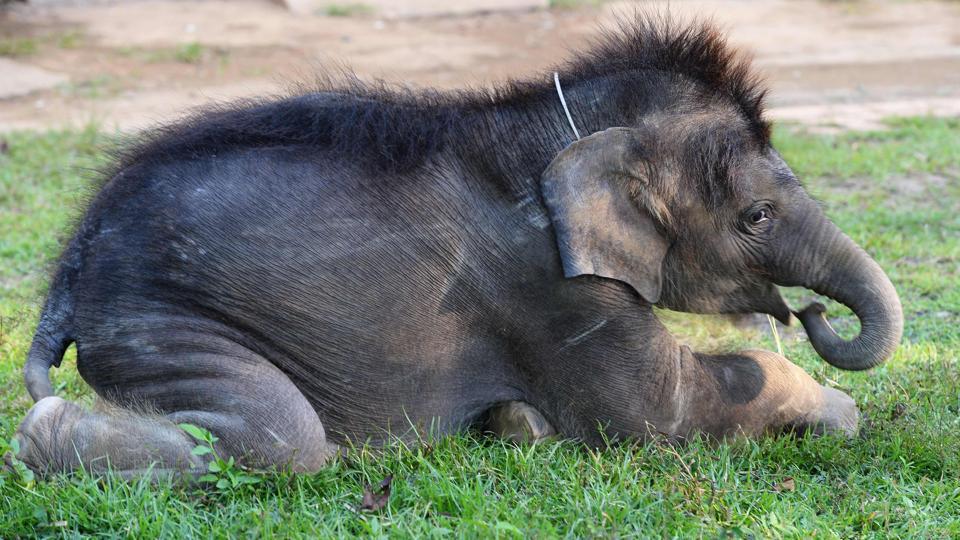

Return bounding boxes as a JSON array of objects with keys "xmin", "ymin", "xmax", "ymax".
[
  {"xmin": 830, "ymin": 172, "xmax": 958, "ymax": 210},
  {"xmin": 0, "ymin": 0, "xmax": 959, "ymax": 132},
  {"xmin": 887, "ymin": 173, "xmax": 950, "ymax": 197},
  {"xmin": 0, "ymin": 58, "xmax": 66, "ymax": 98}
]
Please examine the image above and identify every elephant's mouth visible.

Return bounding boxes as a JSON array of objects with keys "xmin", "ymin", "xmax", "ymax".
[{"xmin": 756, "ymin": 284, "xmax": 792, "ymax": 326}]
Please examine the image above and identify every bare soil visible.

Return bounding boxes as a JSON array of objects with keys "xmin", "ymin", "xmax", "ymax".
[{"xmin": 1, "ymin": 0, "xmax": 959, "ymax": 133}]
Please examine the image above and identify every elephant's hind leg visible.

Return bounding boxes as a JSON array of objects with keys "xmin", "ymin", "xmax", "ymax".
[
  {"xmin": 12, "ymin": 396, "xmax": 204, "ymax": 476},
  {"xmin": 13, "ymin": 330, "xmax": 334, "ymax": 476}
]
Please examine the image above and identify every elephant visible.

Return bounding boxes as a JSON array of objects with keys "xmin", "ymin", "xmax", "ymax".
[{"xmin": 10, "ymin": 18, "xmax": 902, "ymax": 476}]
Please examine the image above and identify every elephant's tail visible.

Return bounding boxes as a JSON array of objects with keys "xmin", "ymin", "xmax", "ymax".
[{"xmin": 24, "ymin": 269, "xmax": 75, "ymax": 402}]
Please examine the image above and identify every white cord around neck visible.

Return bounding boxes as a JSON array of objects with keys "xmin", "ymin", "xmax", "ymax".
[{"xmin": 553, "ymin": 72, "xmax": 581, "ymax": 140}]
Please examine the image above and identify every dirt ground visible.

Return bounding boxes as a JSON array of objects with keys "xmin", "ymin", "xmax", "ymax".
[{"xmin": 0, "ymin": 0, "xmax": 959, "ymax": 133}]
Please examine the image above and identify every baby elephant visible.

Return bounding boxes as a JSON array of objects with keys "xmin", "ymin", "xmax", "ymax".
[{"xmin": 12, "ymin": 18, "xmax": 901, "ymax": 476}]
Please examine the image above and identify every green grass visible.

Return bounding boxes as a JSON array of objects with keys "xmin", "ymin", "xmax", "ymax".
[
  {"xmin": 55, "ymin": 30, "xmax": 85, "ymax": 51},
  {"xmin": 548, "ymin": 0, "xmax": 605, "ymax": 9},
  {"xmin": 116, "ymin": 42, "xmax": 222, "ymax": 66},
  {"xmin": 1, "ymin": 117, "xmax": 959, "ymax": 537},
  {"xmin": 0, "ymin": 29, "xmax": 87, "ymax": 58},
  {"xmin": 172, "ymin": 42, "xmax": 206, "ymax": 64},
  {"xmin": 322, "ymin": 3, "xmax": 373, "ymax": 17},
  {"xmin": 0, "ymin": 36, "xmax": 39, "ymax": 58},
  {"xmin": 56, "ymin": 75, "xmax": 124, "ymax": 100}
]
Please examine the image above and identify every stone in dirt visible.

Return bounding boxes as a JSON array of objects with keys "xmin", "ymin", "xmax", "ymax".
[{"xmin": 0, "ymin": 58, "xmax": 68, "ymax": 100}]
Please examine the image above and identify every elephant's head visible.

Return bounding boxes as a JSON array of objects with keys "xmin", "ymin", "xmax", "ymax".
[{"xmin": 541, "ymin": 122, "xmax": 903, "ymax": 371}]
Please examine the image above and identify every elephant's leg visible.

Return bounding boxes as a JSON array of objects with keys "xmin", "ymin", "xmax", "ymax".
[
  {"xmin": 11, "ymin": 396, "xmax": 204, "ymax": 476},
  {"xmin": 483, "ymin": 401, "xmax": 556, "ymax": 442},
  {"xmin": 674, "ymin": 349, "xmax": 858, "ymax": 438},
  {"xmin": 12, "ymin": 329, "xmax": 334, "ymax": 476}
]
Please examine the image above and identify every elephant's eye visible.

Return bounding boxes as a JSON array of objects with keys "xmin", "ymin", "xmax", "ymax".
[
  {"xmin": 750, "ymin": 209, "xmax": 769, "ymax": 224},
  {"xmin": 740, "ymin": 204, "xmax": 774, "ymax": 233}
]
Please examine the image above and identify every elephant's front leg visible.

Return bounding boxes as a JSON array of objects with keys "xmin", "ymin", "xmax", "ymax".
[{"xmin": 671, "ymin": 348, "xmax": 858, "ymax": 439}]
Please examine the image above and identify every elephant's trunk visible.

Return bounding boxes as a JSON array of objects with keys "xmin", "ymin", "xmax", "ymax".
[{"xmin": 787, "ymin": 215, "xmax": 903, "ymax": 371}]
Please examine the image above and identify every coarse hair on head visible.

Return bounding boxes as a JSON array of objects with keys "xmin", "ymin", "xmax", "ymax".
[{"xmin": 553, "ymin": 12, "xmax": 770, "ymax": 145}]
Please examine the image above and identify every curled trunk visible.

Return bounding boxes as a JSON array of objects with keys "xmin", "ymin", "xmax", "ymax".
[{"xmin": 781, "ymin": 209, "xmax": 903, "ymax": 370}]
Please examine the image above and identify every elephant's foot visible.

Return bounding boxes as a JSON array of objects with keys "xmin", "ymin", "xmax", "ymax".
[
  {"xmin": 802, "ymin": 385, "xmax": 859, "ymax": 437},
  {"xmin": 9, "ymin": 396, "xmax": 79, "ymax": 473},
  {"xmin": 483, "ymin": 401, "xmax": 556, "ymax": 442},
  {"xmin": 12, "ymin": 349, "xmax": 337, "ymax": 477},
  {"xmin": 12, "ymin": 393, "xmax": 336, "ymax": 477},
  {"xmin": 12, "ymin": 328, "xmax": 341, "ymax": 477},
  {"xmin": 12, "ymin": 396, "xmax": 204, "ymax": 476},
  {"xmin": 666, "ymin": 349, "xmax": 861, "ymax": 440}
]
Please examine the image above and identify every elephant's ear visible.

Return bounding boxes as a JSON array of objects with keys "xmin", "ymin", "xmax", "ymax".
[{"xmin": 541, "ymin": 128, "xmax": 670, "ymax": 304}]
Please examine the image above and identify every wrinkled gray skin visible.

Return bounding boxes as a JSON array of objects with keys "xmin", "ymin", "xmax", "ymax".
[{"xmin": 11, "ymin": 75, "xmax": 902, "ymax": 476}]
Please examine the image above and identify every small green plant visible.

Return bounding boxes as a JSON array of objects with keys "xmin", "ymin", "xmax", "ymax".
[
  {"xmin": 548, "ymin": 0, "xmax": 603, "ymax": 9},
  {"xmin": 179, "ymin": 423, "xmax": 260, "ymax": 491},
  {"xmin": 0, "ymin": 37, "xmax": 38, "ymax": 58},
  {"xmin": 323, "ymin": 3, "xmax": 372, "ymax": 17},
  {"xmin": 117, "ymin": 43, "xmax": 225, "ymax": 66},
  {"xmin": 56, "ymin": 30, "xmax": 84, "ymax": 50},
  {"xmin": 174, "ymin": 42, "xmax": 204, "ymax": 64},
  {"xmin": 57, "ymin": 75, "xmax": 121, "ymax": 99},
  {"xmin": 1, "ymin": 437, "xmax": 35, "ymax": 487}
]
